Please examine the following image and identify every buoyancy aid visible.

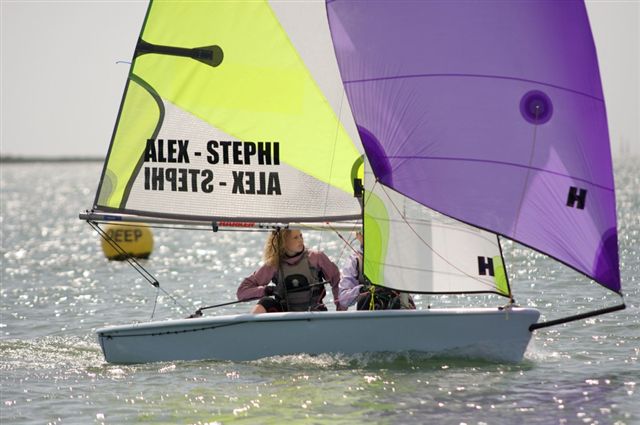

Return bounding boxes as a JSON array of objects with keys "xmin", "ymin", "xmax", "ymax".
[{"xmin": 274, "ymin": 251, "xmax": 325, "ymax": 311}]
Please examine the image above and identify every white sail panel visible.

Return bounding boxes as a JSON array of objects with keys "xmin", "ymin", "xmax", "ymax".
[
  {"xmin": 122, "ymin": 101, "xmax": 359, "ymax": 221},
  {"xmin": 363, "ymin": 165, "xmax": 510, "ymax": 296}
]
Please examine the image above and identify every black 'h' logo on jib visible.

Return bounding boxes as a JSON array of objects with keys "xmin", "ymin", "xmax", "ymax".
[{"xmin": 478, "ymin": 257, "xmax": 494, "ymax": 276}]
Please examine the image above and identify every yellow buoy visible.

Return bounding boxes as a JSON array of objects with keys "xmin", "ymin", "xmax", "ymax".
[{"xmin": 101, "ymin": 223, "xmax": 154, "ymax": 260}]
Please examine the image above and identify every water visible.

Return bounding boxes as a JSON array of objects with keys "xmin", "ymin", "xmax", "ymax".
[{"xmin": 1, "ymin": 160, "xmax": 638, "ymax": 425}]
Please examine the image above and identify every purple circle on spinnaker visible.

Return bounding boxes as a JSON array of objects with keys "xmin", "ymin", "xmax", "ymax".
[
  {"xmin": 358, "ymin": 126, "xmax": 393, "ymax": 186},
  {"xmin": 520, "ymin": 90, "xmax": 553, "ymax": 124}
]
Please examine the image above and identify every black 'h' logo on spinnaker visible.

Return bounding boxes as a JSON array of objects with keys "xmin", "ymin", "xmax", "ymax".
[
  {"xmin": 566, "ymin": 186, "xmax": 587, "ymax": 209},
  {"xmin": 135, "ymin": 39, "xmax": 224, "ymax": 68},
  {"xmin": 478, "ymin": 256, "xmax": 495, "ymax": 276}
]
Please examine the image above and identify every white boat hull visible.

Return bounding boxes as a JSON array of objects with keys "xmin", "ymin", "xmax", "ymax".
[{"xmin": 97, "ymin": 307, "xmax": 540, "ymax": 364}]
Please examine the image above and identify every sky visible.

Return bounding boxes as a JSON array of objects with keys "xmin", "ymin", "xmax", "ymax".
[{"xmin": 1, "ymin": 1, "xmax": 638, "ymax": 159}]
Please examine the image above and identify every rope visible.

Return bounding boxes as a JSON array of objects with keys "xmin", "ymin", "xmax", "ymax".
[
  {"xmin": 87, "ymin": 221, "xmax": 190, "ymax": 316},
  {"xmin": 150, "ymin": 285, "xmax": 160, "ymax": 320},
  {"xmin": 368, "ymin": 285, "xmax": 376, "ymax": 311}
]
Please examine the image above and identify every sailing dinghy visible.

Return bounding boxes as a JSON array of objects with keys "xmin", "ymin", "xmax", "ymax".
[{"xmin": 82, "ymin": 1, "xmax": 624, "ymax": 364}]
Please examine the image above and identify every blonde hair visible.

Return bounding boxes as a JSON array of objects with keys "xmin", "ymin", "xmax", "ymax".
[{"xmin": 263, "ymin": 229, "xmax": 292, "ymax": 267}]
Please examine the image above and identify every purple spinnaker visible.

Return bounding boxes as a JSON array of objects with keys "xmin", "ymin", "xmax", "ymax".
[{"xmin": 327, "ymin": 1, "xmax": 620, "ymax": 292}]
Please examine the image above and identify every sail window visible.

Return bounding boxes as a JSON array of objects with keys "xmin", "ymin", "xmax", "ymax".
[
  {"xmin": 520, "ymin": 90, "xmax": 553, "ymax": 125},
  {"xmin": 358, "ymin": 126, "xmax": 392, "ymax": 185}
]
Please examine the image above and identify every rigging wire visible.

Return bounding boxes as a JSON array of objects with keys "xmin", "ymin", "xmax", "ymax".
[
  {"xmin": 317, "ymin": 88, "xmax": 351, "ymax": 251},
  {"xmin": 87, "ymin": 221, "xmax": 190, "ymax": 317},
  {"xmin": 150, "ymin": 286, "xmax": 160, "ymax": 319},
  {"xmin": 323, "ymin": 220, "xmax": 361, "ymax": 265},
  {"xmin": 321, "ymin": 87, "xmax": 347, "ymax": 224}
]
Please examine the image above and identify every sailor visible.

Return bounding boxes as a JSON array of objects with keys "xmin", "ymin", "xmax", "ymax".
[
  {"xmin": 237, "ymin": 229, "xmax": 346, "ymax": 313},
  {"xmin": 339, "ymin": 232, "xmax": 415, "ymax": 310}
]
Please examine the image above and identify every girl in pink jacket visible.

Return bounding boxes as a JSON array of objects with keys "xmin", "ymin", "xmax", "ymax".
[{"xmin": 237, "ymin": 229, "xmax": 345, "ymax": 313}]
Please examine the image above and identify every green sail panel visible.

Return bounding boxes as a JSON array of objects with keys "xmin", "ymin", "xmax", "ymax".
[
  {"xmin": 363, "ymin": 162, "xmax": 511, "ymax": 297},
  {"xmin": 94, "ymin": 0, "xmax": 361, "ymax": 222},
  {"xmin": 362, "ymin": 190, "xmax": 390, "ymax": 285},
  {"xmin": 96, "ymin": 76, "xmax": 162, "ymax": 209}
]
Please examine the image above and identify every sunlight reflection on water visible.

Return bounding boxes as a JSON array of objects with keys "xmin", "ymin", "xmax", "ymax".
[{"xmin": 0, "ymin": 160, "xmax": 638, "ymax": 424}]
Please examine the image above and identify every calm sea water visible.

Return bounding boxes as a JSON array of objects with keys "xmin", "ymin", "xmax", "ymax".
[{"xmin": 1, "ymin": 159, "xmax": 638, "ymax": 425}]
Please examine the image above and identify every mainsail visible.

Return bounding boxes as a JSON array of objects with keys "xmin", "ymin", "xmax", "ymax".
[
  {"xmin": 94, "ymin": 1, "xmax": 362, "ymax": 223},
  {"xmin": 327, "ymin": 1, "xmax": 620, "ymax": 293}
]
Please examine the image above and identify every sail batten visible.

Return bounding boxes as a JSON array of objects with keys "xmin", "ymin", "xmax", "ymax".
[
  {"xmin": 383, "ymin": 156, "xmax": 614, "ymax": 192},
  {"xmin": 343, "ymin": 74, "xmax": 605, "ymax": 102}
]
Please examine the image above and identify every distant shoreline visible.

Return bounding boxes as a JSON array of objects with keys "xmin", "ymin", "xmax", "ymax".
[{"xmin": 0, "ymin": 156, "xmax": 103, "ymax": 163}]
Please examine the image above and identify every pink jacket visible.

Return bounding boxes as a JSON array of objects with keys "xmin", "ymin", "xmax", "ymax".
[{"xmin": 236, "ymin": 249, "xmax": 345, "ymax": 310}]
